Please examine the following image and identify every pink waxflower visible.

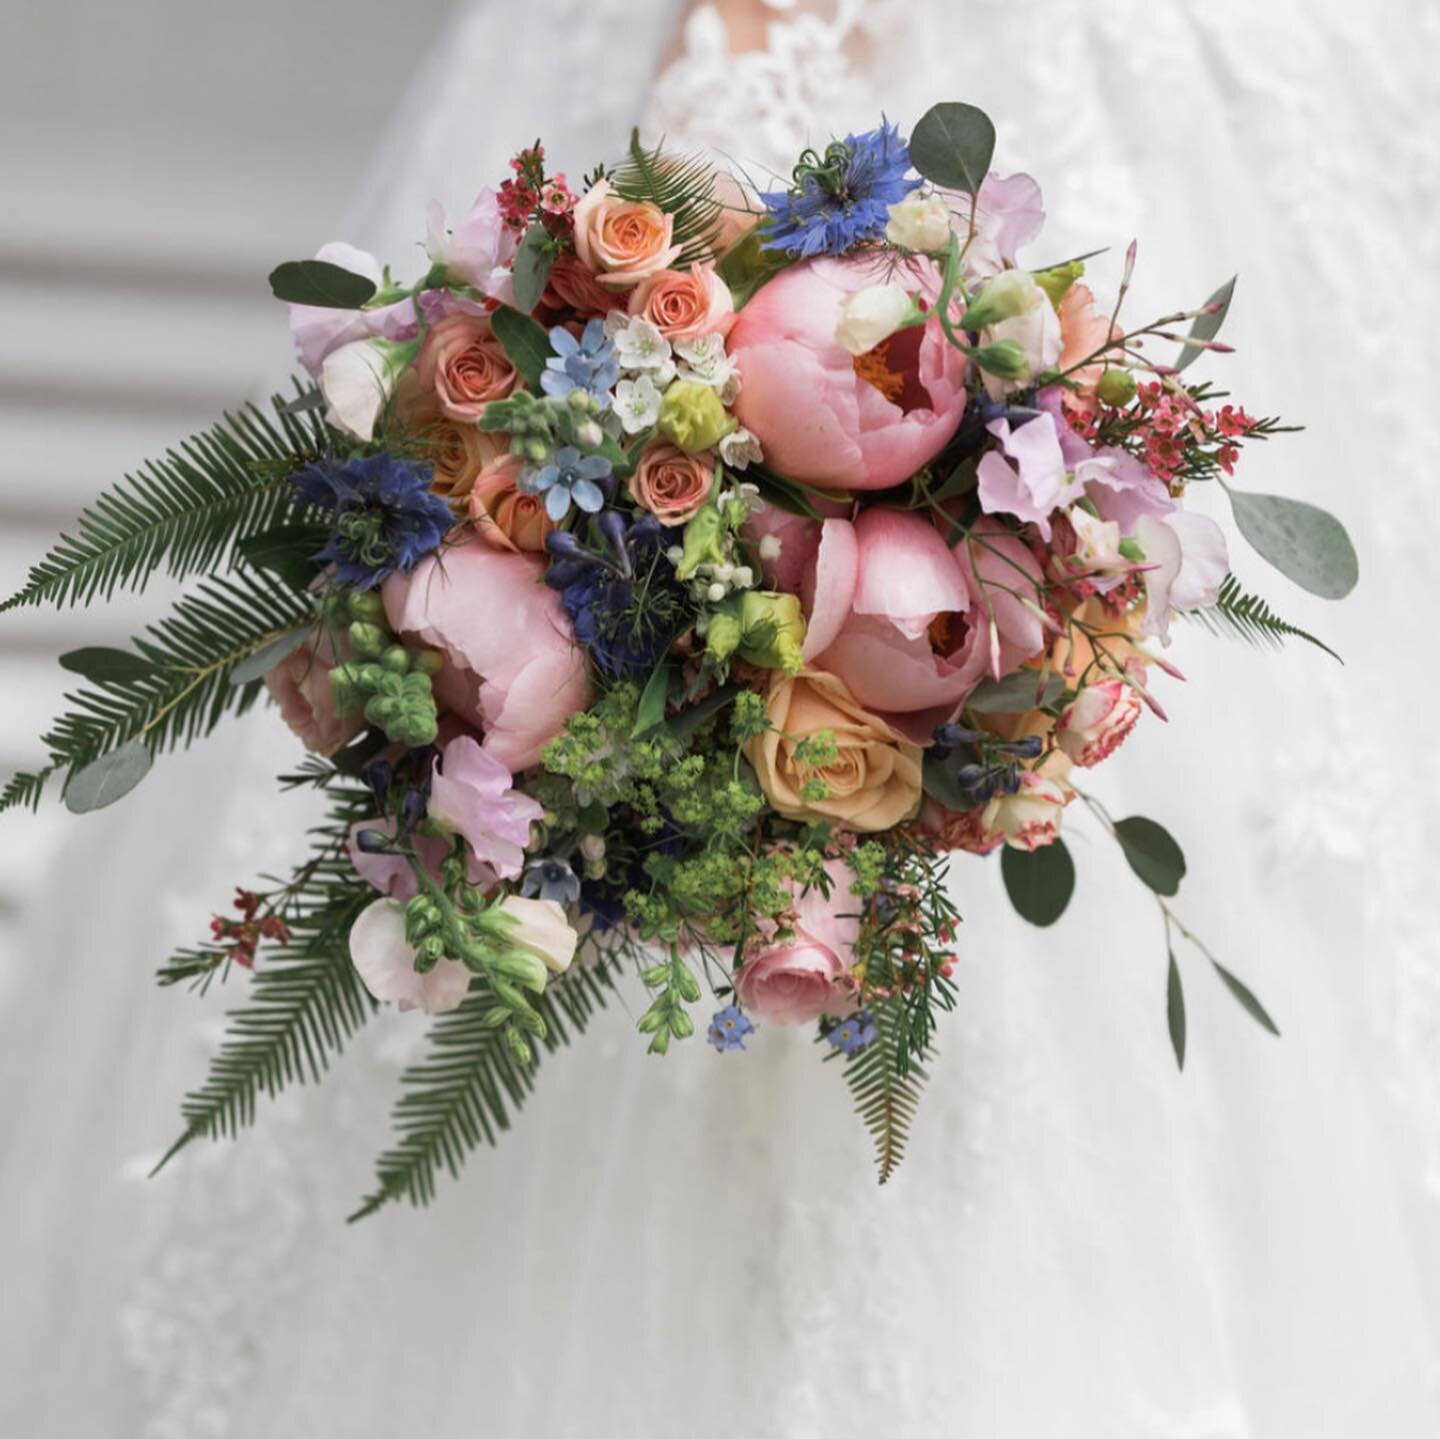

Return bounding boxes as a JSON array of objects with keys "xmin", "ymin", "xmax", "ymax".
[
  {"xmin": 382, "ymin": 538, "xmax": 593, "ymax": 772},
  {"xmin": 735, "ymin": 859, "xmax": 859, "ymax": 1026},
  {"xmin": 726, "ymin": 256, "xmax": 968, "ymax": 491},
  {"xmin": 287, "ymin": 241, "xmax": 418, "ymax": 377},
  {"xmin": 263, "ymin": 632, "xmax": 364, "ymax": 756},
  {"xmin": 426, "ymin": 734, "xmax": 542, "ymax": 880},
  {"xmin": 976, "ymin": 410, "xmax": 1085, "ymax": 540},
  {"xmin": 425, "ymin": 188, "xmax": 517, "ymax": 303},
  {"xmin": 1056, "ymin": 678, "xmax": 1143, "ymax": 767}
]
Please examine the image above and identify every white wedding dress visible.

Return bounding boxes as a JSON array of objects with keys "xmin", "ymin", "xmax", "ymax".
[{"xmin": 3, "ymin": 2, "xmax": 1439, "ymax": 1435}]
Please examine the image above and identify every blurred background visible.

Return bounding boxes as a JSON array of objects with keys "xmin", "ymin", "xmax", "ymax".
[{"xmin": 0, "ymin": 0, "xmax": 458, "ymax": 939}]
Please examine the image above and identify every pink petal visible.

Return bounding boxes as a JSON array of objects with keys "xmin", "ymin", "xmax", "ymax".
[
  {"xmin": 800, "ymin": 518, "xmax": 860, "ymax": 662},
  {"xmin": 349, "ymin": 899, "xmax": 471, "ymax": 1014},
  {"xmin": 851, "ymin": 508, "xmax": 967, "ymax": 640}
]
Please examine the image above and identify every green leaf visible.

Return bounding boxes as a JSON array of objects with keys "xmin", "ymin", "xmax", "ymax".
[
  {"xmin": 747, "ymin": 466, "xmax": 826, "ymax": 520},
  {"xmin": 1001, "ymin": 839, "xmax": 1075, "ymax": 927},
  {"xmin": 1167, "ymin": 949, "xmax": 1187, "ymax": 1070},
  {"xmin": 267, "ymin": 259, "xmax": 377, "ymax": 309},
  {"xmin": 1114, "ymin": 816, "xmax": 1187, "ymax": 897},
  {"xmin": 841, "ymin": 996, "xmax": 930, "ymax": 1184},
  {"xmin": 229, "ymin": 623, "xmax": 313, "ymax": 686},
  {"xmin": 1175, "ymin": 276, "xmax": 1235, "ymax": 373},
  {"xmin": 63, "ymin": 738, "xmax": 152, "ymax": 813},
  {"xmin": 511, "ymin": 222, "xmax": 554, "ymax": 314},
  {"xmin": 965, "ymin": 671, "xmax": 1066, "ymax": 714},
  {"xmin": 632, "ymin": 659, "xmax": 674, "ymax": 736},
  {"xmin": 667, "ymin": 682, "xmax": 741, "ymax": 742},
  {"xmin": 921, "ymin": 751, "xmax": 975, "ymax": 812},
  {"xmin": 489, "ymin": 305, "xmax": 553, "ymax": 390},
  {"xmin": 58, "ymin": 647, "xmax": 161, "ymax": 684},
  {"xmin": 1211, "ymin": 961, "xmax": 1281, "ymax": 1037},
  {"xmin": 236, "ymin": 522, "xmax": 328, "ymax": 590},
  {"xmin": 1227, "ymin": 490, "xmax": 1359, "ymax": 600},
  {"xmin": 1183, "ymin": 574, "xmax": 1341, "ymax": 663},
  {"xmin": 716, "ymin": 231, "xmax": 790, "ymax": 308},
  {"xmin": 909, "ymin": 102, "xmax": 997, "ymax": 196}
]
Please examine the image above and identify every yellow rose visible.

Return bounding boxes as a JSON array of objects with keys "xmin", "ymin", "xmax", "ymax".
[{"xmin": 746, "ymin": 669, "xmax": 922, "ymax": 832}]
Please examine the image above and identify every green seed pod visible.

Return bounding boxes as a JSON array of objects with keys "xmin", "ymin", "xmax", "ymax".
[
  {"xmin": 348, "ymin": 621, "xmax": 389, "ymax": 658},
  {"xmin": 1097, "ymin": 367, "xmax": 1139, "ymax": 407},
  {"xmin": 412, "ymin": 649, "xmax": 445, "ymax": 676},
  {"xmin": 380, "ymin": 645, "xmax": 410, "ymax": 674},
  {"xmin": 670, "ymin": 1010, "xmax": 695, "ymax": 1039}
]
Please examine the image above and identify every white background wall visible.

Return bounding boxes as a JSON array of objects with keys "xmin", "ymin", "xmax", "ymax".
[{"xmin": 0, "ymin": 0, "xmax": 457, "ymax": 928}]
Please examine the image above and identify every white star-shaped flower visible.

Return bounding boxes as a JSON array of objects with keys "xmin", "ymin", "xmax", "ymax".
[{"xmin": 615, "ymin": 373, "xmax": 663, "ymax": 434}]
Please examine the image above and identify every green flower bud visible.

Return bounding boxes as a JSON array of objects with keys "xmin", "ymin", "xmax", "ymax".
[
  {"xmin": 1096, "ymin": 368, "xmax": 1138, "ymax": 407},
  {"xmin": 505, "ymin": 1028, "xmax": 534, "ymax": 1066},
  {"xmin": 968, "ymin": 339, "xmax": 1031, "ymax": 381},
  {"xmin": 960, "ymin": 270, "xmax": 1043, "ymax": 332},
  {"xmin": 492, "ymin": 949, "xmax": 550, "ymax": 994},
  {"xmin": 380, "ymin": 645, "xmax": 410, "ymax": 673},
  {"xmin": 1033, "ymin": 259, "xmax": 1086, "ymax": 309},
  {"xmin": 412, "ymin": 648, "xmax": 445, "ymax": 676},
  {"xmin": 348, "ymin": 621, "xmax": 388, "ymax": 657},
  {"xmin": 737, "ymin": 591, "xmax": 806, "ymax": 675},
  {"xmin": 525, "ymin": 437, "xmax": 551, "ymax": 464},
  {"xmin": 674, "ymin": 506, "xmax": 728, "ymax": 581},
  {"xmin": 348, "ymin": 591, "xmax": 386, "ymax": 623},
  {"xmin": 657, "ymin": 379, "xmax": 736, "ymax": 454},
  {"xmin": 566, "ymin": 387, "xmax": 591, "ymax": 411}
]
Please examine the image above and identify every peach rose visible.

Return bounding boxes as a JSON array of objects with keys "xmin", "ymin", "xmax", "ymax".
[
  {"xmin": 1055, "ymin": 677, "xmax": 1141, "ymax": 768},
  {"xmin": 747, "ymin": 668, "xmax": 923, "ymax": 832},
  {"xmin": 394, "ymin": 375, "xmax": 507, "ymax": 503},
  {"xmin": 571, "ymin": 179, "xmax": 681, "ymax": 289},
  {"xmin": 1057, "ymin": 284, "xmax": 1121, "ymax": 415},
  {"xmin": 416, "ymin": 313, "xmax": 518, "ymax": 422},
  {"xmin": 626, "ymin": 442, "xmax": 714, "ymax": 525},
  {"xmin": 468, "ymin": 453, "xmax": 554, "ymax": 553},
  {"xmin": 628, "ymin": 261, "xmax": 734, "ymax": 341},
  {"xmin": 264, "ymin": 633, "xmax": 363, "ymax": 756}
]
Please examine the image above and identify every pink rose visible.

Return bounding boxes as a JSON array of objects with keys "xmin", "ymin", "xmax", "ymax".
[
  {"xmin": 735, "ymin": 859, "xmax": 859, "ymax": 1026},
  {"xmin": 627, "ymin": 442, "xmax": 714, "ymax": 524},
  {"xmin": 726, "ymin": 256, "xmax": 968, "ymax": 491},
  {"xmin": 541, "ymin": 253, "xmax": 616, "ymax": 319},
  {"xmin": 287, "ymin": 241, "xmax": 418, "ymax": 377},
  {"xmin": 981, "ymin": 769, "xmax": 1073, "ymax": 851},
  {"xmin": 416, "ymin": 314, "xmax": 519, "ymax": 423},
  {"xmin": 1056, "ymin": 677, "xmax": 1142, "ymax": 768},
  {"xmin": 382, "ymin": 538, "xmax": 593, "ymax": 772},
  {"xmin": 263, "ymin": 633, "xmax": 364, "ymax": 756},
  {"xmin": 627, "ymin": 261, "xmax": 734, "ymax": 341},
  {"xmin": 570, "ymin": 179, "xmax": 681, "ymax": 289}
]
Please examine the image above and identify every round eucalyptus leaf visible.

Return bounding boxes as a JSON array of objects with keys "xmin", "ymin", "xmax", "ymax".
[
  {"xmin": 1001, "ymin": 838, "xmax": 1075, "ymax": 928},
  {"xmin": 267, "ymin": 259, "xmax": 377, "ymax": 309},
  {"xmin": 909, "ymin": 103, "xmax": 996, "ymax": 196},
  {"xmin": 63, "ymin": 739, "xmax": 153, "ymax": 814},
  {"xmin": 1229, "ymin": 489, "xmax": 1358, "ymax": 600},
  {"xmin": 1114, "ymin": 816, "xmax": 1187, "ymax": 897}
]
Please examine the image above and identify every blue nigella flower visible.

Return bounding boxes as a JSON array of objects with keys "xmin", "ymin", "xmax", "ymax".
[
  {"xmin": 708, "ymin": 1004, "xmax": 756, "ymax": 1053},
  {"xmin": 826, "ymin": 1011, "xmax": 879, "ymax": 1056},
  {"xmin": 760, "ymin": 117, "xmax": 920, "ymax": 258},
  {"xmin": 520, "ymin": 857, "xmax": 582, "ymax": 905},
  {"xmin": 523, "ymin": 446, "xmax": 614, "ymax": 521},
  {"xmin": 291, "ymin": 453, "xmax": 454, "ymax": 590},
  {"xmin": 541, "ymin": 318, "xmax": 620, "ymax": 409}
]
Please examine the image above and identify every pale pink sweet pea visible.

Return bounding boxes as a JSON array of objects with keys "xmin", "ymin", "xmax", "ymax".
[
  {"xmin": 981, "ymin": 281, "xmax": 1063, "ymax": 401},
  {"xmin": 425, "ymin": 188, "xmax": 517, "ymax": 303},
  {"xmin": 287, "ymin": 241, "xmax": 418, "ymax": 377},
  {"xmin": 963, "ymin": 172, "xmax": 1046, "ymax": 280},
  {"xmin": 1135, "ymin": 512, "xmax": 1229, "ymax": 642},
  {"xmin": 735, "ymin": 859, "xmax": 859, "ymax": 1026},
  {"xmin": 727, "ymin": 256, "xmax": 968, "ymax": 491},
  {"xmin": 427, "ymin": 734, "xmax": 542, "ymax": 880},
  {"xmin": 346, "ymin": 818, "xmax": 497, "ymax": 903},
  {"xmin": 1056, "ymin": 678, "xmax": 1143, "ymax": 767},
  {"xmin": 976, "ymin": 412, "xmax": 1086, "ymax": 540},
  {"xmin": 382, "ymin": 539, "xmax": 593, "ymax": 772},
  {"xmin": 349, "ymin": 898, "xmax": 472, "ymax": 1015}
]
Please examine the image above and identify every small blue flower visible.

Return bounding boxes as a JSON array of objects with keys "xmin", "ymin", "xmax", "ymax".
[
  {"xmin": 524, "ymin": 446, "xmax": 614, "ymax": 521},
  {"xmin": 291, "ymin": 453, "xmax": 453, "ymax": 590},
  {"xmin": 541, "ymin": 318, "xmax": 620, "ymax": 409},
  {"xmin": 761, "ymin": 118, "xmax": 920, "ymax": 258},
  {"xmin": 708, "ymin": 1004, "xmax": 756, "ymax": 1052},
  {"xmin": 825, "ymin": 1011, "xmax": 878, "ymax": 1055},
  {"xmin": 520, "ymin": 857, "xmax": 582, "ymax": 905}
]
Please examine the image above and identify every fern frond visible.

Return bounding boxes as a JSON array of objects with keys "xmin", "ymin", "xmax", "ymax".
[
  {"xmin": 0, "ymin": 566, "xmax": 313, "ymax": 814},
  {"xmin": 349, "ymin": 959, "xmax": 619, "ymax": 1220},
  {"xmin": 2, "ymin": 383, "xmax": 328, "ymax": 613},
  {"xmin": 610, "ymin": 129, "xmax": 725, "ymax": 266},
  {"xmin": 842, "ymin": 999, "xmax": 929, "ymax": 1185},
  {"xmin": 1185, "ymin": 574, "xmax": 1340, "ymax": 662},
  {"xmin": 0, "ymin": 767, "xmax": 57, "ymax": 814}
]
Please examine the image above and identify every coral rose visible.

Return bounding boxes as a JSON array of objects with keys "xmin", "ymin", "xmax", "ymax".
[
  {"xmin": 264, "ymin": 633, "xmax": 363, "ymax": 756},
  {"xmin": 627, "ymin": 442, "xmax": 714, "ymax": 525},
  {"xmin": 416, "ymin": 314, "xmax": 518, "ymax": 422},
  {"xmin": 1057, "ymin": 284, "xmax": 1122, "ymax": 415},
  {"xmin": 627, "ymin": 261, "xmax": 734, "ymax": 341},
  {"xmin": 747, "ymin": 668, "xmax": 922, "ymax": 832},
  {"xmin": 542, "ymin": 252, "xmax": 616, "ymax": 319},
  {"xmin": 468, "ymin": 453, "xmax": 554, "ymax": 553},
  {"xmin": 571, "ymin": 179, "xmax": 681, "ymax": 288},
  {"xmin": 726, "ymin": 256, "xmax": 967, "ymax": 491},
  {"xmin": 394, "ymin": 374, "xmax": 507, "ymax": 503}
]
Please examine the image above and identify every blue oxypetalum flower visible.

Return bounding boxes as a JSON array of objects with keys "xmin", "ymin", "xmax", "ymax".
[
  {"xmin": 523, "ymin": 446, "xmax": 614, "ymax": 521},
  {"xmin": 520, "ymin": 857, "xmax": 582, "ymax": 905},
  {"xmin": 291, "ymin": 453, "xmax": 453, "ymax": 590},
  {"xmin": 825, "ymin": 1011, "xmax": 878, "ymax": 1055},
  {"xmin": 708, "ymin": 1004, "xmax": 756, "ymax": 1052},
  {"xmin": 761, "ymin": 118, "xmax": 920, "ymax": 258},
  {"xmin": 541, "ymin": 317, "xmax": 620, "ymax": 408}
]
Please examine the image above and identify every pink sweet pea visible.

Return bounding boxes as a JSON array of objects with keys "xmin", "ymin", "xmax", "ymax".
[
  {"xmin": 1135, "ymin": 512, "xmax": 1229, "ymax": 642},
  {"xmin": 346, "ymin": 817, "xmax": 496, "ymax": 903},
  {"xmin": 727, "ymin": 256, "xmax": 968, "ymax": 491},
  {"xmin": 735, "ymin": 859, "xmax": 859, "ymax": 1026},
  {"xmin": 426, "ymin": 734, "xmax": 542, "ymax": 879},
  {"xmin": 382, "ymin": 539, "xmax": 593, "ymax": 772},
  {"xmin": 963, "ymin": 172, "xmax": 1046, "ymax": 279},
  {"xmin": 976, "ymin": 411, "xmax": 1085, "ymax": 540},
  {"xmin": 349, "ymin": 898, "xmax": 471, "ymax": 1015},
  {"xmin": 425, "ymin": 188, "xmax": 517, "ymax": 303},
  {"xmin": 287, "ymin": 241, "xmax": 418, "ymax": 377}
]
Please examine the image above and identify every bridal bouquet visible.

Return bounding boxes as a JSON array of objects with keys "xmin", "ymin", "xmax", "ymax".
[{"xmin": 3, "ymin": 103, "xmax": 1356, "ymax": 1214}]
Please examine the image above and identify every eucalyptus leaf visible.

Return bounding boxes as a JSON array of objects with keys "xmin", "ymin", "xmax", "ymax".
[
  {"xmin": 511, "ymin": 222, "xmax": 555, "ymax": 314},
  {"xmin": 1228, "ymin": 489, "xmax": 1358, "ymax": 600},
  {"xmin": 489, "ymin": 306, "xmax": 553, "ymax": 390},
  {"xmin": 229, "ymin": 624, "xmax": 313, "ymax": 687},
  {"xmin": 909, "ymin": 102, "xmax": 997, "ymax": 196},
  {"xmin": 966, "ymin": 671, "xmax": 1066, "ymax": 715},
  {"xmin": 1175, "ymin": 275, "xmax": 1236, "ymax": 373},
  {"xmin": 58, "ymin": 646, "xmax": 161, "ymax": 684},
  {"xmin": 268, "ymin": 259, "xmax": 377, "ymax": 309},
  {"xmin": 1167, "ymin": 949, "xmax": 1187, "ymax": 1070},
  {"xmin": 632, "ymin": 660, "xmax": 675, "ymax": 736},
  {"xmin": 1114, "ymin": 816, "xmax": 1187, "ymax": 897},
  {"xmin": 1001, "ymin": 838, "xmax": 1075, "ymax": 928},
  {"xmin": 1211, "ymin": 961, "xmax": 1281, "ymax": 1037},
  {"xmin": 63, "ymin": 739, "xmax": 153, "ymax": 814}
]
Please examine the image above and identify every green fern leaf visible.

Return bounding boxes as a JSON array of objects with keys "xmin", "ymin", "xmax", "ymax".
[
  {"xmin": 2, "ymin": 384, "xmax": 329, "ymax": 613},
  {"xmin": 841, "ymin": 999, "xmax": 930, "ymax": 1185},
  {"xmin": 1185, "ymin": 574, "xmax": 1341, "ymax": 662},
  {"xmin": 609, "ymin": 129, "xmax": 726, "ymax": 266}
]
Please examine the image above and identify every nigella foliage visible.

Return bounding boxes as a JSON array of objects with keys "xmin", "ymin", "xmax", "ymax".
[
  {"xmin": 291, "ymin": 453, "xmax": 454, "ymax": 590},
  {"xmin": 760, "ymin": 118, "xmax": 920, "ymax": 257}
]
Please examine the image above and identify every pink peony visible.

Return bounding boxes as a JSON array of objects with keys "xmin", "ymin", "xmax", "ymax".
[
  {"xmin": 1056, "ymin": 678, "xmax": 1142, "ymax": 767},
  {"xmin": 726, "ymin": 257, "xmax": 968, "ymax": 491},
  {"xmin": 264, "ymin": 633, "xmax": 364, "ymax": 756},
  {"xmin": 735, "ymin": 859, "xmax": 859, "ymax": 1026},
  {"xmin": 287, "ymin": 241, "xmax": 418, "ymax": 377},
  {"xmin": 382, "ymin": 539, "xmax": 593, "ymax": 772}
]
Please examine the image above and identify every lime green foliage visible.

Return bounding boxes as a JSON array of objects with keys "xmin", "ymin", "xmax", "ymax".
[
  {"xmin": 326, "ymin": 591, "xmax": 440, "ymax": 746},
  {"xmin": 1033, "ymin": 259, "xmax": 1085, "ymax": 308}
]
